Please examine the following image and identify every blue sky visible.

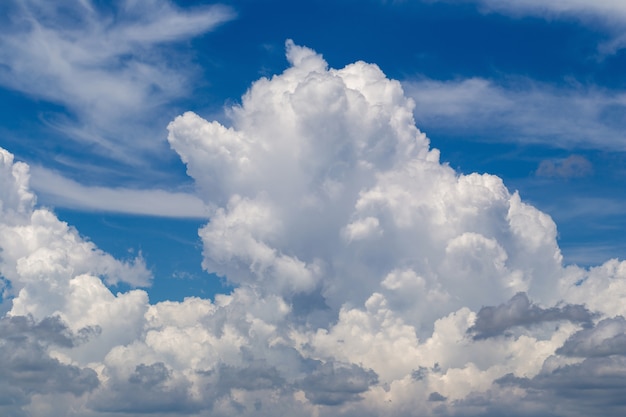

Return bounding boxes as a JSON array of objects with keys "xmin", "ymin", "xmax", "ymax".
[{"xmin": 1, "ymin": 1, "xmax": 626, "ymax": 416}]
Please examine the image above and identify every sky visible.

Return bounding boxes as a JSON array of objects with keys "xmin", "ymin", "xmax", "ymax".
[{"xmin": 0, "ymin": 0, "xmax": 625, "ymax": 416}]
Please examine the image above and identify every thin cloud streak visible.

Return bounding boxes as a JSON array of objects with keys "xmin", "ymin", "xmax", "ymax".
[
  {"xmin": 405, "ymin": 77, "xmax": 626, "ymax": 151},
  {"xmin": 30, "ymin": 166, "xmax": 208, "ymax": 218},
  {"xmin": 0, "ymin": 0, "xmax": 235, "ymax": 166},
  {"xmin": 461, "ymin": 0, "xmax": 626, "ymax": 20},
  {"xmin": 429, "ymin": 0, "xmax": 626, "ymax": 52}
]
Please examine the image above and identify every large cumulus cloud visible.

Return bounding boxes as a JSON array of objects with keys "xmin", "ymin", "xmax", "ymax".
[{"xmin": 1, "ymin": 41, "xmax": 626, "ymax": 416}]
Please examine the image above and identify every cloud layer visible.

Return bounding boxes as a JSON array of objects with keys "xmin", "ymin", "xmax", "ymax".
[{"xmin": 1, "ymin": 42, "xmax": 626, "ymax": 416}]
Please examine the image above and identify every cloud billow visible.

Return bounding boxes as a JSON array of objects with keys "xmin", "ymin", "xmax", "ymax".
[
  {"xmin": 468, "ymin": 292, "xmax": 595, "ymax": 340},
  {"xmin": 1, "ymin": 41, "xmax": 626, "ymax": 416},
  {"xmin": 556, "ymin": 317, "xmax": 626, "ymax": 358},
  {"xmin": 298, "ymin": 362, "xmax": 378, "ymax": 406},
  {"xmin": 0, "ymin": 315, "xmax": 99, "ymax": 415}
]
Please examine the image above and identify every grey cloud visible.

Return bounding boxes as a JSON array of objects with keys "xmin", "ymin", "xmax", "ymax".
[
  {"xmin": 468, "ymin": 292, "xmax": 594, "ymax": 339},
  {"xmin": 0, "ymin": 315, "xmax": 99, "ymax": 412},
  {"xmin": 532, "ymin": 357, "xmax": 626, "ymax": 405},
  {"xmin": 0, "ymin": 315, "xmax": 74, "ymax": 347},
  {"xmin": 536, "ymin": 155, "xmax": 593, "ymax": 179},
  {"xmin": 411, "ymin": 363, "xmax": 442, "ymax": 382},
  {"xmin": 557, "ymin": 316, "xmax": 626, "ymax": 357},
  {"xmin": 89, "ymin": 362, "xmax": 199, "ymax": 414},
  {"xmin": 429, "ymin": 391, "xmax": 447, "ymax": 402},
  {"xmin": 494, "ymin": 356, "xmax": 626, "ymax": 417},
  {"xmin": 452, "ymin": 390, "xmax": 563, "ymax": 417},
  {"xmin": 298, "ymin": 362, "xmax": 378, "ymax": 406},
  {"xmin": 0, "ymin": 313, "xmax": 100, "ymax": 352},
  {"xmin": 217, "ymin": 363, "xmax": 286, "ymax": 393},
  {"xmin": 129, "ymin": 362, "xmax": 171, "ymax": 388}
]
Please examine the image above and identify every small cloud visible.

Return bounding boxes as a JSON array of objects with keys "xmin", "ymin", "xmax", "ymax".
[
  {"xmin": 172, "ymin": 271, "xmax": 197, "ymax": 280},
  {"xmin": 298, "ymin": 362, "xmax": 378, "ymax": 406},
  {"xmin": 428, "ymin": 391, "xmax": 447, "ymax": 402},
  {"xmin": 468, "ymin": 292, "xmax": 595, "ymax": 340},
  {"xmin": 536, "ymin": 155, "xmax": 593, "ymax": 179}
]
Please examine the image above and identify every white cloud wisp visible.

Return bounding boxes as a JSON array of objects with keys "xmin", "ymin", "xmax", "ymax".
[
  {"xmin": 0, "ymin": 0, "xmax": 234, "ymax": 165},
  {"xmin": 431, "ymin": 0, "xmax": 626, "ymax": 53},
  {"xmin": 1, "ymin": 41, "xmax": 626, "ymax": 416},
  {"xmin": 29, "ymin": 166, "xmax": 208, "ymax": 218},
  {"xmin": 405, "ymin": 77, "xmax": 626, "ymax": 151}
]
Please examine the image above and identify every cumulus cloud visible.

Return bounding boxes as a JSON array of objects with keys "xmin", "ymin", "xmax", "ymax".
[
  {"xmin": 2, "ymin": 41, "xmax": 626, "ymax": 416},
  {"xmin": 298, "ymin": 362, "xmax": 378, "ymax": 406},
  {"xmin": 493, "ymin": 356, "xmax": 626, "ymax": 417},
  {"xmin": 0, "ymin": 145, "xmax": 151, "ymax": 320},
  {"xmin": 0, "ymin": 315, "xmax": 99, "ymax": 415},
  {"xmin": 557, "ymin": 316, "xmax": 626, "ymax": 357},
  {"xmin": 88, "ymin": 361, "xmax": 199, "ymax": 415},
  {"xmin": 468, "ymin": 292, "xmax": 594, "ymax": 340}
]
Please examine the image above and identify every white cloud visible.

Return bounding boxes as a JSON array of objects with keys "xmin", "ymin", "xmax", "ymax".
[
  {"xmin": 2, "ymin": 42, "xmax": 626, "ymax": 416},
  {"xmin": 29, "ymin": 166, "xmax": 208, "ymax": 218},
  {"xmin": 0, "ymin": 147, "xmax": 151, "ymax": 369},
  {"xmin": 0, "ymin": 147, "xmax": 156, "ymax": 416},
  {"xmin": 0, "ymin": 0, "xmax": 234, "ymax": 166},
  {"xmin": 405, "ymin": 77, "xmax": 626, "ymax": 151},
  {"xmin": 433, "ymin": 0, "xmax": 626, "ymax": 52},
  {"xmin": 163, "ymin": 41, "xmax": 626, "ymax": 414}
]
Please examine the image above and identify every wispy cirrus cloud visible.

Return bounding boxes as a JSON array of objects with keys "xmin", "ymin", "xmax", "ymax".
[
  {"xmin": 428, "ymin": 0, "xmax": 626, "ymax": 53},
  {"xmin": 458, "ymin": 0, "xmax": 626, "ymax": 20},
  {"xmin": 0, "ymin": 0, "xmax": 234, "ymax": 166},
  {"xmin": 29, "ymin": 165, "xmax": 208, "ymax": 218},
  {"xmin": 405, "ymin": 77, "xmax": 626, "ymax": 151}
]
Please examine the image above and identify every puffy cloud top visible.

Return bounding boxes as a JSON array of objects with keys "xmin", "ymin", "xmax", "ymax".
[{"xmin": 168, "ymin": 40, "xmax": 564, "ymax": 314}]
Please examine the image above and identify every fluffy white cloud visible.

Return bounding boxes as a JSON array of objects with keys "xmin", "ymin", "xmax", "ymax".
[
  {"xmin": 0, "ymin": 148, "xmax": 151, "ymax": 314},
  {"xmin": 165, "ymin": 41, "xmax": 626, "ymax": 415},
  {"xmin": 2, "ymin": 41, "xmax": 626, "ymax": 416}
]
